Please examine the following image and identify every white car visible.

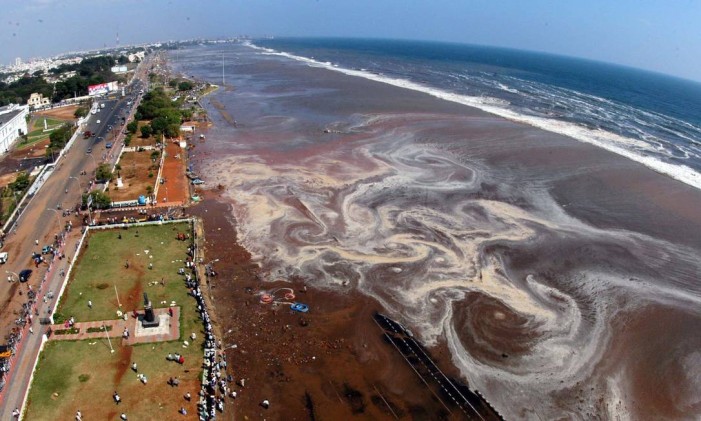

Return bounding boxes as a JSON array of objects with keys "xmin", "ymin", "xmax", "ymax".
[{"xmin": 96, "ymin": 120, "xmax": 101, "ymax": 124}]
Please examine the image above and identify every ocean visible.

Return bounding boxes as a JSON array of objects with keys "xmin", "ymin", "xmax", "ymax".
[
  {"xmin": 171, "ymin": 39, "xmax": 701, "ymax": 419},
  {"xmin": 253, "ymin": 38, "xmax": 701, "ymax": 189}
]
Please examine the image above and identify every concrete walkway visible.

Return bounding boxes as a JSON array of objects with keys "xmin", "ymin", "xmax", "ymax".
[{"xmin": 48, "ymin": 307, "xmax": 180, "ymax": 344}]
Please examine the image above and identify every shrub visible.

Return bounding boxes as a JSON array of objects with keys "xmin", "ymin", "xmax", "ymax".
[
  {"xmin": 53, "ymin": 327, "xmax": 80, "ymax": 335},
  {"xmin": 86, "ymin": 325, "xmax": 112, "ymax": 333}
]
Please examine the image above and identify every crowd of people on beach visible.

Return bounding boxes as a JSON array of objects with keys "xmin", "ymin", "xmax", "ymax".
[{"xmin": 190, "ymin": 263, "xmax": 229, "ymax": 419}]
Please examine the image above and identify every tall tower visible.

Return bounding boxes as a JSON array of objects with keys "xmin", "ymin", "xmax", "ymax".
[
  {"xmin": 14, "ymin": 57, "xmax": 21, "ymax": 67},
  {"xmin": 116, "ymin": 31, "xmax": 120, "ymax": 48}
]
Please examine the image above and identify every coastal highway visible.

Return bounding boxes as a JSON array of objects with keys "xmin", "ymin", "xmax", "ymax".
[{"xmin": 0, "ymin": 65, "xmax": 147, "ymax": 417}]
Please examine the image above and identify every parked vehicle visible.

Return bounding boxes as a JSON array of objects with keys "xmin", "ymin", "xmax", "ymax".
[
  {"xmin": 19, "ymin": 269, "xmax": 32, "ymax": 283},
  {"xmin": 191, "ymin": 179, "xmax": 205, "ymax": 185},
  {"xmin": 0, "ymin": 252, "xmax": 8, "ymax": 264},
  {"xmin": 105, "ymin": 142, "xmax": 113, "ymax": 149},
  {"xmin": 83, "ymin": 131, "xmax": 92, "ymax": 139}
]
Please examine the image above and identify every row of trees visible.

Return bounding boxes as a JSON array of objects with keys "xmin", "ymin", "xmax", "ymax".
[
  {"xmin": 133, "ymin": 88, "xmax": 190, "ymax": 139},
  {"xmin": 0, "ymin": 55, "xmax": 124, "ymax": 106},
  {"xmin": 46, "ymin": 124, "xmax": 75, "ymax": 159},
  {"xmin": 168, "ymin": 79, "xmax": 194, "ymax": 91}
]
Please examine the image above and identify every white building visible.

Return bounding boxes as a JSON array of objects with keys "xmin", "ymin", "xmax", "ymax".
[
  {"xmin": 0, "ymin": 104, "xmax": 29, "ymax": 154},
  {"xmin": 127, "ymin": 51, "xmax": 145, "ymax": 62},
  {"xmin": 111, "ymin": 65, "xmax": 128, "ymax": 74},
  {"xmin": 27, "ymin": 93, "xmax": 51, "ymax": 109}
]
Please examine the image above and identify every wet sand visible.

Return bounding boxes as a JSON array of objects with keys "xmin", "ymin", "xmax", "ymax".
[
  {"xmin": 188, "ymin": 197, "xmax": 466, "ymax": 420},
  {"xmin": 175, "ymin": 45, "xmax": 701, "ymax": 419}
]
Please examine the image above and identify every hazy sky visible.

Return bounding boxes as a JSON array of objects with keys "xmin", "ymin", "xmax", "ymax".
[{"xmin": 2, "ymin": 0, "xmax": 700, "ymax": 81}]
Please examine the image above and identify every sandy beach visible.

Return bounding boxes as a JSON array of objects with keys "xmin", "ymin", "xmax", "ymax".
[{"xmin": 175, "ymin": 44, "xmax": 701, "ymax": 419}]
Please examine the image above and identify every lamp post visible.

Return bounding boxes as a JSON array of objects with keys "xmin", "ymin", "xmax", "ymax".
[
  {"xmin": 69, "ymin": 176, "xmax": 82, "ymax": 192},
  {"xmin": 205, "ymin": 259, "xmax": 219, "ymax": 298},
  {"xmin": 46, "ymin": 208, "xmax": 62, "ymax": 234},
  {"xmin": 86, "ymin": 152, "xmax": 98, "ymax": 171}
]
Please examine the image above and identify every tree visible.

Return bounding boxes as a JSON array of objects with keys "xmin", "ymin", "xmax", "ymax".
[
  {"xmin": 82, "ymin": 190, "xmax": 111, "ymax": 209},
  {"xmin": 169, "ymin": 80, "xmax": 178, "ymax": 88},
  {"xmin": 74, "ymin": 107, "xmax": 88, "ymax": 118},
  {"xmin": 9, "ymin": 172, "xmax": 30, "ymax": 192},
  {"xmin": 95, "ymin": 163, "xmax": 113, "ymax": 182},
  {"xmin": 118, "ymin": 55, "xmax": 129, "ymax": 65},
  {"xmin": 126, "ymin": 120, "xmax": 138, "ymax": 134},
  {"xmin": 140, "ymin": 124, "xmax": 153, "ymax": 138},
  {"xmin": 48, "ymin": 124, "xmax": 73, "ymax": 149},
  {"xmin": 177, "ymin": 81, "xmax": 194, "ymax": 91}
]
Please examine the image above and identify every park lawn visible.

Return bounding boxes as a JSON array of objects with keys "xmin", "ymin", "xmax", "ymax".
[
  {"xmin": 56, "ymin": 223, "xmax": 193, "ymax": 323},
  {"xmin": 110, "ymin": 150, "xmax": 159, "ymax": 201},
  {"xmin": 131, "ymin": 121, "xmax": 159, "ymax": 148},
  {"xmin": 31, "ymin": 117, "xmax": 65, "ymax": 131},
  {"xmin": 26, "ymin": 221, "xmax": 206, "ymax": 420},
  {"xmin": 25, "ymin": 320, "xmax": 205, "ymax": 419}
]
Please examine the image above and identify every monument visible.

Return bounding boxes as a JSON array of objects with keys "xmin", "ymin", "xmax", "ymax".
[{"xmin": 141, "ymin": 292, "xmax": 160, "ymax": 328}]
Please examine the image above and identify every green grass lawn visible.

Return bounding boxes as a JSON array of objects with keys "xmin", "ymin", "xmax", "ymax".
[
  {"xmin": 25, "ymin": 222, "xmax": 206, "ymax": 420},
  {"xmin": 20, "ymin": 117, "xmax": 70, "ymax": 147},
  {"xmin": 31, "ymin": 117, "xmax": 64, "ymax": 130},
  {"xmin": 25, "ymin": 331, "xmax": 205, "ymax": 419},
  {"xmin": 56, "ymin": 223, "xmax": 194, "ymax": 323}
]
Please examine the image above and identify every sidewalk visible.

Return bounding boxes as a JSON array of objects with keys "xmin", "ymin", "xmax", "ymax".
[{"xmin": 0, "ymin": 226, "xmax": 82, "ymax": 419}]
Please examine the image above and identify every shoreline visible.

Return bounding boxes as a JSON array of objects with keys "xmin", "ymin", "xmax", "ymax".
[
  {"xmin": 169, "ymin": 45, "xmax": 701, "ymax": 419},
  {"xmin": 250, "ymin": 42, "xmax": 701, "ymax": 191}
]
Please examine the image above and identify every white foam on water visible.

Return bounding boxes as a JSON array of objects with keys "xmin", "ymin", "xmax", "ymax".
[{"xmin": 246, "ymin": 42, "xmax": 701, "ymax": 190}]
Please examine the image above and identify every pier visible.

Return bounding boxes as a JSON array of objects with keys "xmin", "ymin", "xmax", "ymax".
[{"xmin": 373, "ymin": 313, "xmax": 504, "ymax": 420}]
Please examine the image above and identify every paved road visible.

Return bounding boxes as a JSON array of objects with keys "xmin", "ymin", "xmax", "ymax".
[{"xmin": 0, "ymin": 60, "xmax": 149, "ymax": 419}]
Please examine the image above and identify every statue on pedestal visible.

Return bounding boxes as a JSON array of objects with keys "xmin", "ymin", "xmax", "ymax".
[{"xmin": 141, "ymin": 292, "xmax": 160, "ymax": 328}]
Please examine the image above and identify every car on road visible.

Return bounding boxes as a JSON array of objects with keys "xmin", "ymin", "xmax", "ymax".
[
  {"xmin": 105, "ymin": 142, "xmax": 113, "ymax": 149},
  {"xmin": 0, "ymin": 252, "xmax": 8, "ymax": 264},
  {"xmin": 96, "ymin": 120, "xmax": 101, "ymax": 124},
  {"xmin": 19, "ymin": 269, "xmax": 32, "ymax": 283},
  {"xmin": 191, "ymin": 179, "xmax": 205, "ymax": 185}
]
